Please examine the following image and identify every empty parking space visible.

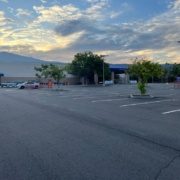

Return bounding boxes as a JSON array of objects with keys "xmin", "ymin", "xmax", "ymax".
[
  {"xmin": 1, "ymin": 83, "xmax": 180, "ymax": 179},
  {"xmin": 1, "ymin": 84, "xmax": 179, "ymax": 119},
  {"xmin": 91, "ymin": 97, "xmax": 128, "ymax": 103},
  {"xmin": 120, "ymin": 99, "xmax": 176, "ymax": 107}
]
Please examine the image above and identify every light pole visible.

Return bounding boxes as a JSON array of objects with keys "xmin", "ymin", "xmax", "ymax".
[
  {"xmin": 103, "ymin": 60, "xmax": 105, "ymax": 86},
  {"xmin": 100, "ymin": 55, "xmax": 108, "ymax": 86}
]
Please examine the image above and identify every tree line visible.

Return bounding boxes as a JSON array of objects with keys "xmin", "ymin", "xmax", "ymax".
[
  {"xmin": 34, "ymin": 51, "xmax": 180, "ymax": 88},
  {"xmin": 34, "ymin": 51, "xmax": 110, "ymax": 85}
]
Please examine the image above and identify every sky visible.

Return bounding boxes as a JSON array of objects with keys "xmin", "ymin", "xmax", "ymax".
[{"xmin": 0, "ymin": 0, "xmax": 180, "ymax": 63}]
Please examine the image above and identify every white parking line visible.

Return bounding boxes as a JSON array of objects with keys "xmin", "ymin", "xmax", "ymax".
[
  {"xmin": 5, "ymin": 89, "xmax": 15, "ymax": 92},
  {"xmin": 164, "ymin": 94, "xmax": 175, "ymax": 96},
  {"xmin": 35, "ymin": 92, "xmax": 52, "ymax": 95},
  {"xmin": 92, "ymin": 98, "xmax": 128, "ymax": 103},
  {"xmin": 120, "ymin": 99, "xmax": 175, "ymax": 107},
  {"xmin": 58, "ymin": 95, "xmax": 82, "ymax": 98},
  {"xmin": 162, "ymin": 109, "xmax": 180, "ymax": 115},
  {"xmin": 73, "ymin": 96, "xmax": 95, "ymax": 100}
]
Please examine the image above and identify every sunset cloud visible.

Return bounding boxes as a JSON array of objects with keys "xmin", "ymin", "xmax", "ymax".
[{"xmin": 0, "ymin": 0, "xmax": 179, "ymax": 63}]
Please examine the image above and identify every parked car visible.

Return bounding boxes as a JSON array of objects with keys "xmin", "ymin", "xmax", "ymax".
[
  {"xmin": 1, "ymin": 82, "xmax": 17, "ymax": 88},
  {"xmin": 17, "ymin": 81, "xmax": 40, "ymax": 89},
  {"xmin": 104, "ymin": 80, "xmax": 114, "ymax": 86}
]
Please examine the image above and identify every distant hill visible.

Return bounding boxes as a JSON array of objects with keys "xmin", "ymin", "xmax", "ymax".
[{"xmin": 0, "ymin": 52, "xmax": 65, "ymax": 77}]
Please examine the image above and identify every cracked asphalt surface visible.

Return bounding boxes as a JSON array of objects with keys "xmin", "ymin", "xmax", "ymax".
[{"xmin": 0, "ymin": 84, "xmax": 180, "ymax": 180}]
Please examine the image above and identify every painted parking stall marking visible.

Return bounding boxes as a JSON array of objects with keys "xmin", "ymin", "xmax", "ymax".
[
  {"xmin": 162, "ymin": 109, "xmax": 180, "ymax": 115},
  {"xmin": 120, "ymin": 99, "xmax": 175, "ymax": 107},
  {"xmin": 73, "ymin": 96, "xmax": 95, "ymax": 100},
  {"xmin": 92, "ymin": 98, "xmax": 128, "ymax": 103}
]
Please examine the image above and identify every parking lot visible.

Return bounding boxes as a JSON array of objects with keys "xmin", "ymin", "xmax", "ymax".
[{"xmin": 0, "ymin": 84, "xmax": 180, "ymax": 180}]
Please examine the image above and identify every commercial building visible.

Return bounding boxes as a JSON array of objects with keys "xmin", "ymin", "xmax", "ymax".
[
  {"xmin": 0, "ymin": 64, "xmax": 130, "ymax": 85},
  {"xmin": 109, "ymin": 64, "xmax": 129, "ymax": 84}
]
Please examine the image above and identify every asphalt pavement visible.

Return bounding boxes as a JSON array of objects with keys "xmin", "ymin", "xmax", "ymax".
[{"xmin": 0, "ymin": 84, "xmax": 180, "ymax": 180}]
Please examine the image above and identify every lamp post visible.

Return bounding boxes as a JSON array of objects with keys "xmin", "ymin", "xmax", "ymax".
[
  {"xmin": 103, "ymin": 60, "xmax": 105, "ymax": 86},
  {"xmin": 100, "ymin": 55, "xmax": 108, "ymax": 86}
]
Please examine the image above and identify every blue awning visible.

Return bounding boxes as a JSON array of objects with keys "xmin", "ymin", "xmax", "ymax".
[
  {"xmin": 109, "ymin": 64, "xmax": 129, "ymax": 71},
  {"xmin": 177, "ymin": 77, "xmax": 180, "ymax": 81}
]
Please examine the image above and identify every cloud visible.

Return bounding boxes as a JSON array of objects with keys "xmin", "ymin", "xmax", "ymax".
[
  {"xmin": 16, "ymin": 8, "xmax": 32, "ymax": 17},
  {"xmin": 0, "ymin": 5, "xmax": 85, "ymax": 58},
  {"xmin": 0, "ymin": 11, "xmax": 6, "ymax": 25},
  {"xmin": 0, "ymin": 11, "xmax": 15, "ymax": 48},
  {"xmin": 0, "ymin": 11, "xmax": 14, "ymax": 26},
  {"xmin": 0, "ymin": 1, "xmax": 179, "ymax": 63},
  {"xmin": 53, "ymin": 0, "xmax": 180, "ymax": 63},
  {"xmin": 84, "ymin": 0, "xmax": 109, "ymax": 20},
  {"xmin": 40, "ymin": 0, "xmax": 47, "ymax": 4},
  {"xmin": 111, "ymin": 2, "xmax": 133, "ymax": 19},
  {"xmin": 33, "ymin": 0, "xmax": 109, "ymax": 26},
  {"xmin": 168, "ymin": 0, "xmax": 180, "ymax": 9},
  {"xmin": 33, "ymin": 5, "xmax": 81, "ymax": 24},
  {"xmin": 0, "ymin": 2, "xmax": 110, "ymax": 60},
  {"xmin": 86, "ymin": 0, "xmax": 108, "ymax": 4},
  {"xmin": 7, "ymin": 7, "xmax": 14, "ymax": 13},
  {"xmin": 55, "ymin": 17, "xmax": 135, "ymax": 51},
  {"xmin": 55, "ymin": 18, "xmax": 101, "ymax": 36},
  {"xmin": 0, "ymin": 0, "xmax": 8, "ymax": 3},
  {"xmin": 110, "ymin": 11, "xmax": 122, "ymax": 19}
]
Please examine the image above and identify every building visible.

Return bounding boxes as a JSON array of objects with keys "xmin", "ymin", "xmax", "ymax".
[
  {"xmin": 1, "ymin": 64, "xmax": 130, "ymax": 85},
  {"xmin": 109, "ymin": 64, "xmax": 129, "ymax": 84},
  {"xmin": 109, "ymin": 64, "xmax": 129, "ymax": 73}
]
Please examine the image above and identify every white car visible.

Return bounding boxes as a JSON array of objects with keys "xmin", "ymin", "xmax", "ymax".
[
  {"xmin": 17, "ymin": 81, "xmax": 40, "ymax": 89},
  {"xmin": 104, "ymin": 80, "xmax": 114, "ymax": 86}
]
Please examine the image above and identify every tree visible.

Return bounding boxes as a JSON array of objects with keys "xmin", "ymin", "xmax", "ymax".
[
  {"xmin": 171, "ymin": 63, "xmax": 180, "ymax": 79},
  {"xmin": 34, "ymin": 64, "xmax": 64, "ymax": 86},
  {"xmin": 129, "ymin": 59, "xmax": 164, "ymax": 95},
  {"xmin": 49, "ymin": 64, "xmax": 65, "ymax": 85},
  {"xmin": 34, "ymin": 64, "xmax": 50, "ymax": 79},
  {"xmin": 0, "ymin": 73, "xmax": 4, "ymax": 85},
  {"xmin": 163, "ymin": 63, "xmax": 173, "ymax": 83},
  {"xmin": 69, "ymin": 51, "xmax": 110, "ymax": 84}
]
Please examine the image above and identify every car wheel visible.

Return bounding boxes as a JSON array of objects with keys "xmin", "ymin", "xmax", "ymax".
[
  {"xmin": 35, "ymin": 86, "xmax": 38, "ymax": 89},
  {"xmin": 20, "ymin": 86, "xmax": 25, "ymax": 89}
]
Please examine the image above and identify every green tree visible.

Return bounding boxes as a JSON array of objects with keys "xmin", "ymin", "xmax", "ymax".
[
  {"xmin": 69, "ymin": 51, "xmax": 110, "ymax": 84},
  {"xmin": 0, "ymin": 73, "xmax": 4, "ymax": 85},
  {"xmin": 34, "ymin": 64, "xmax": 64, "ymax": 86},
  {"xmin": 49, "ymin": 64, "xmax": 65, "ymax": 85},
  {"xmin": 129, "ymin": 59, "xmax": 164, "ymax": 95},
  {"xmin": 34, "ymin": 64, "xmax": 50, "ymax": 79},
  {"xmin": 171, "ymin": 63, "xmax": 180, "ymax": 79}
]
